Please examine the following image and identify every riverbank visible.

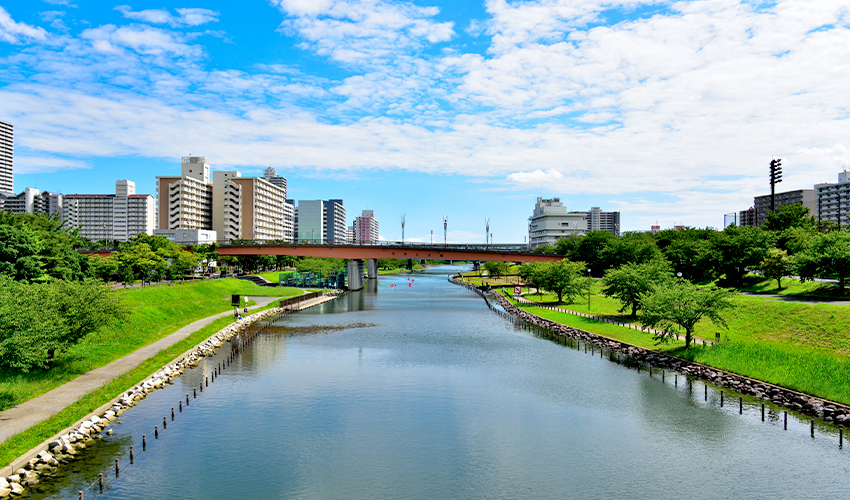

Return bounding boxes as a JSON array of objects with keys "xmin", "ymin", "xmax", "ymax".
[
  {"xmin": 0, "ymin": 291, "xmax": 342, "ymax": 496},
  {"xmin": 451, "ymin": 277, "xmax": 850, "ymax": 429}
]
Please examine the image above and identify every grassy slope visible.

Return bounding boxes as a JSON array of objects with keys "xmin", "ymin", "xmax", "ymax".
[
  {"xmin": 0, "ymin": 302, "xmax": 281, "ymax": 467},
  {"xmin": 505, "ymin": 281, "xmax": 850, "ymax": 405},
  {"xmin": 0, "ymin": 279, "xmax": 300, "ymax": 411}
]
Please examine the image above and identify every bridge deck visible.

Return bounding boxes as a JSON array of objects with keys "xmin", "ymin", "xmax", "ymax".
[{"xmin": 216, "ymin": 244, "xmax": 561, "ymax": 263}]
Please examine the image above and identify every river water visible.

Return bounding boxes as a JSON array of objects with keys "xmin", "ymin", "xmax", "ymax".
[{"xmin": 34, "ymin": 266, "xmax": 850, "ymax": 499}]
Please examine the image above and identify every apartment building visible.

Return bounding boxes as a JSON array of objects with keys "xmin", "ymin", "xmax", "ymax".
[
  {"xmin": 0, "ymin": 120, "xmax": 12, "ymax": 193},
  {"xmin": 581, "ymin": 207, "xmax": 620, "ymax": 236},
  {"xmin": 62, "ymin": 180, "xmax": 155, "ymax": 242},
  {"xmin": 528, "ymin": 197, "xmax": 587, "ymax": 249},
  {"xmin": 816, "ymin": 171, "xmax": 850, "ymax": 227},
  {"xmin": 212, "ymin": 171, "xmax": 242, "ymax": 243},
  {"xmin": 263, "ymin": 167, "xmax": 287, "ymax": 197},
  {"xmin": 0, "ymin": 188, "xmax": 62, "ymax": 216},
  {"xmin": 156, "ymin": 156, "xmax": 214, "ymax": 231},
  {"xmin": 354, "ymin": 210, "xmax": 379, "ymax": 244},
  {"xmin": 753, "ymin": 189, "xmax": 816, "ymax": 226}
]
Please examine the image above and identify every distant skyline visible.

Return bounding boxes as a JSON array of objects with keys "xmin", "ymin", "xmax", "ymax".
[{"xmin": 1, "ymin": 0, "xmax": 848, "ymax": 242}]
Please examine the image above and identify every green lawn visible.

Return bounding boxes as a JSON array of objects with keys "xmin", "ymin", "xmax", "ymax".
[
  {"xmin": 256, "ymin": 270, "xmax": 297, "ymax": 283},
  {"xmin": 732, "ymin": 274, "xmax": 842, "ymax": 297},
  {"xmin": 0, "ymin": 301, "xmax": 283, "ymax": 468},
  {"xmin": 507, "ymin": 284, "xmax": 850, "ymax": 405},
  {"xmin": 0, "ymin": 279, "xmax": 299, "ymax": 412}
]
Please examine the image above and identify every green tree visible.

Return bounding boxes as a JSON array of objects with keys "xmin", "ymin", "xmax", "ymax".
[
  {"xmin": 0, "ymin": 277, "xmax": 127, "ymax": 371},
  {"xmin": 570, "ymin": 230, "xmax": 616, "ymax": 276},
  {"xmin": 601, "ymin": 232, "xmax": 661, "ymax": 270},
  {"xmin": 541, "ymin": 259, "xmax": 589, "ymax": 304},
  {"xmin": 793, "ymin": 231, "xmax": 850, "ymax": 290},
  {"xmin": 762, "ymin": 204, "xmax": 813, "ymax": 232},
  {"xmin": 760, "ymin": 248, "xmax": 792, "ymax": 290},
  {"xmin": 89, "ymin": 254, "xmax": 119, "ymax": 282},
  {"xmin": 0, "ymin": 225, "xmax": 44, "ymax": 282},
  {"xmin": 654, "ymin": 227, "xmax": 717, "ymax": 282},
  {"xmin": 602, "ymin": 259, "xmax": 673, "ymax": 316},
  {"xmin": 483, "ymin": 260, "xmax": 509, "ymax": 278},
  {"xmin": 518, "ymin": 262, "xmax": 546, "ymax": 298},
  {"xmin": 639, "ymin": 281, "xmax": 735, "ymax": 348},
  {"xmin": 709, "ymin": 225, "xmax": 774, "ymax": 286}
]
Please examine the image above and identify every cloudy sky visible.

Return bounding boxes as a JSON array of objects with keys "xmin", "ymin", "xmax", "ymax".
[{"xmin": 1, "ymin": 0, "xmax": 848, "ymax": 242}]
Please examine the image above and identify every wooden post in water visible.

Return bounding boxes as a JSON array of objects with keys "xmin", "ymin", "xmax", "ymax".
[
  {"xmin": 720, "ymin": 391, "xmax": 724, "ymax": 407},
  {"xmin": 155, "ymin": 426, "xmax": 159, "ymax": 439},
  {"xmin": 130, "ymin": 446, "xmax": 134, "ymax": 464},
  {"xmin": 99, "ymin": 473, "xmax": 103, "ymax": 492},
  {"xmin": 739, "ymin": 397, "xmax": 742, "ymax": 414},
  {"xmin": 163, "ymin": 416, "xmax": 167, "ymax": 430},
  {"xmin": 761, "ymin": 403, "xmax": 765, "ymax": 421},
  {"xmin": 115, "ymin": 458, "xmax": 120, "ymax": 477},
  {"xmin": 171, "ymin": 407, "xmax": 175, "ymax": 420},
  {"xmin": 143, "ymin": 434, "xmax": 146, "ymax": 450},
  {"xmin": 811, "ymin": 420, "xmax": 815, "ymax": 438},
  {"xmin": 840, "ymin": 428, "xmax": 844, "ymax": 448},
  {"xmin": 784, "ymin": 411, "xmax": 787, "ymax": 430}
]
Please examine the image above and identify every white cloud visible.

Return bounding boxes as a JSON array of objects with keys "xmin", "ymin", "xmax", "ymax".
[
  {"xmin": 13, "ymin": 155, "xmax": 89, "ymax": 174},
  {"xmin": 41, "ymin": 0, "xmax": 77, "ymax": 7},
  {"xmin": 0, "ymin": 6, "xmax": 49, "ymax": 44},
  {"xmin": 80, "ymin": 25, "xmax": 203, "ymax": 57},
  {"xmin": 272, "ymin": 0, "xmax": 455, "ymax": 65},
  {"xmin": 114, "ymin": 6, "xmax": 219, "ymax": 27}
]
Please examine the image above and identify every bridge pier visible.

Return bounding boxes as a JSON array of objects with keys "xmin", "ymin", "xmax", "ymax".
[
  {"xmin": 473, "ymin": 261, "xmax": 480, "ymax": 271},
  {"xmin": 346, "ymin": 259, "xmax": 365, "ymax": 291},
  {"xmin": 366, "ymin": 259, "xmax": 378, "ymax": 279}
]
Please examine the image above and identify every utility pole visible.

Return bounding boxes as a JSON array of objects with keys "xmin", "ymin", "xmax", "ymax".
[
  {"xmin": 401, "ymin": 214, "xmax": 405, "ymax": 246},
  {"xmin": 770, "ymin": 158, "xmax": 783, "ymax": 214},
  {"xmin": 485, "ymin": 217, "xmax": 490, "ymax": 249},
  {"xmin": 443, "ymin": 216, "xmax": 448, "ymax": 248}
]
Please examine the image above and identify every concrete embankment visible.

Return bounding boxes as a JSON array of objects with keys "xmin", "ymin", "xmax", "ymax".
[
  {"xmin": 451, "ymin": 277, "xmax": 850, "ymax": 431},
  {"xmin": 0, "ymin": 291, "xmax": 341, "ymax": 497}
]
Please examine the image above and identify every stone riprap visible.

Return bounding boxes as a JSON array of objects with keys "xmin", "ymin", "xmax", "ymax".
[{"xmin": 451, "ymin": 277, "xmax": 850, "ymax": 429}]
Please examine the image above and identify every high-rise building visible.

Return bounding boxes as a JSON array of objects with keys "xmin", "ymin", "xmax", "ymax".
[
  {"xmin": 581, "ymin": 207, "xmax": 620, "ymax": 236},
  {"xmin": 0, "ymin": 120, "xmax": 12, "ymax": 193},
  {"xmin": 816, "ymin": 171, "xmax": 850, "ymax": 228},
  {"xmin": 62, "ymin": 180, "xmax": 155, "ymax": 242},
  {"xmin": 212, "ymin": 171, "xmax": 243, "ymax": 243},
  {"xmin": 263, "ymin": 167, "xmax": 287, "ymax": 197},
  {"xmin": 156, "ymin": 156, "xmax": 213, "ymax": 231},
  {"xmin": 753, "ymin": 189, "xmax": 816, "ymax": 226},
  {"xmin": 354, "ymin": 210, "xmax": 379, "ymax": 244},
  {"xmin": 0, "ymin": 187, "xmax": 62, "ymax": 216},
  {"xmin": 738, "ymin": 207, "xmax": 756, "ymax": 227},
  {"xmin": 528, "ymin": 197, "xmax": 587, "ymax": 249},
  {"xmin": 296, "ymin": 199, "xmax": 346, "ymax": 244},
  {"xmin": 230, "ymin": 175, "xmax": 289, "ymax": 242}
]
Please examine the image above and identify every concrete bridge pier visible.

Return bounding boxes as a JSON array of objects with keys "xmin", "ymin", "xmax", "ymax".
[
  {"xmin": 472, "ymin": 261, "xmax": 481, "ymax": 271},
  {"xmin": 347, "ymin": 259, "xmax": 365, "ymax": 291},
  {"xmin": 366, "ymin": 259, "xmax": 378, "ymax": 279}
]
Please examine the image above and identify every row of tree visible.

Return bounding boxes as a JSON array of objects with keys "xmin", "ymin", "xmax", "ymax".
[{"xmin": 534, "ymin": 205, "xmax": 850, "ymax": 289}]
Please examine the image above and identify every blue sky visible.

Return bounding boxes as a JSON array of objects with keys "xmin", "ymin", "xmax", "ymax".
[{"xmin": 1, "ymin": 0, "xmax": 849, "ymax": 242}]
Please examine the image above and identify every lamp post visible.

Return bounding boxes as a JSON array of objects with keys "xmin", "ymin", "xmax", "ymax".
[
  {"xmin": 401, "ymin": 214, "xmax": 405, "ymax": 246},
  {"xmin": 431, "ymin": 229, "xmax": 433, "ymax": 245},
  {"xmin": 587, "ymin": 268, "xmax": 592, "ymax": 311},
  {"xmin": 485, "ymin": 217, "xmax": 490, "ymax": 249},
  {"xmin": 443, "ymin": 216, "xmax": 448, "ymax": 248}
]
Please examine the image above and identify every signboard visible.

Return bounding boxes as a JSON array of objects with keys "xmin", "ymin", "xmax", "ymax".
[
  {"xmin": 514, "ymin": 286, "xmax": 522, "ymax": 295},
  {"xmin": 231, "ymin": 294, "xmax": 240, "ymax": 306}
]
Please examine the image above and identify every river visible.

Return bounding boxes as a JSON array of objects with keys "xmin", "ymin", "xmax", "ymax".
[{"xmin": 32, "ymin": 266, "xmax": 850, "ymax": 499}]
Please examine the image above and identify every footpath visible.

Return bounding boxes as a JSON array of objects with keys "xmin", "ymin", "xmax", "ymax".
[{"xmin": 0, "ymin": 294, "xmax": 321, "ymax": 446}]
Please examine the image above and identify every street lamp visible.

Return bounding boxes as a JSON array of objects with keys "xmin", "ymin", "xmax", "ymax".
[
  {"xmin": 431, "ymin": 229, "xmax": 433, "ymax": 245},
  {"xmin": 443, "ymin": 216, "xmax": 448, "ymax": 248},
  {"xmin": 587, "ymin": 268, "xmax": 592, "ymax": 311},
  {"xmin": 485, "ymin": 217, "xmax": 490, "ymax": 249},
  {"xmin": 401, "ymin": 214, "xmax": 405, "ymax": 246}
]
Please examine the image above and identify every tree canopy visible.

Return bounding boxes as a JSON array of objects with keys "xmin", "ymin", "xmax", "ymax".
[
  {"xmin": 639, "ymin": 282, "xmax": 735, "ymax": 348},
  {"xmin": 602, "ymin": 259, "xmax": 673, "ymax": 316}
]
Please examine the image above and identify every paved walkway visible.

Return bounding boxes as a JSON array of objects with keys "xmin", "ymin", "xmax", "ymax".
[
  {"xmin": 741, "ymin": 292, "xmax": 850, "ymax": 306},
  {"xmin": 0, "ymin": 295, "xmax": 283, "ymax": 445}
]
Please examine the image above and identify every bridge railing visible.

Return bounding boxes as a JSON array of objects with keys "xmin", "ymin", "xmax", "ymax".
[{"xmin": 224, "ymin": 240, "xmax": 531, "ymax": 253}]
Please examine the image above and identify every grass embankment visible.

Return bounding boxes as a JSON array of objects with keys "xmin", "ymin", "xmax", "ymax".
[
  {"xmin": 0, "ymin": 302, "xmax": 282, "ymax": 467},
  {"xmin": 0, "ymin": 279, "xmax": 301, "ymax": 412},
  {"xmin": 256, "ymin": 270, "xmax": 296, "ymax": 283},
  {"xmin": 501, "ymin": 280, "xmax": 850, "ymax": 406}
]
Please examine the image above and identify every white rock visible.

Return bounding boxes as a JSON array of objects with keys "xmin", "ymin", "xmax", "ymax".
[
  {"xmin": 0, "ymin": 478, "xmax": 8, "ymax": 488},
  {"xmin": 9, "ymin": 483, "xmax": 22, "ymax": 495},
  {"xmin": 7, "ymin": 475, "xmax": 19, "ymax": 483}
]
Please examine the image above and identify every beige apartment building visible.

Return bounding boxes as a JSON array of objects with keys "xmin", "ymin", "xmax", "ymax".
[
  {"xmin": 62, "ymin": 180, "xmax": 155, "ymax": 242},
  {"xmin": 156, "ymin": 156, "xmax": 214, "ymax": 231}
]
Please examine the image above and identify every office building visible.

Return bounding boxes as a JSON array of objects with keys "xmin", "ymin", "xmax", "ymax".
[
  {"xmin": 62, "ymin": 180, "xmax": 155, "ymax": 242},
  {"xmin": 528, "ymin": 197, "xmax": 587, "ymax": 249},
  {"xmin": 0, "ymin": 187, "xmax": 62, "ymax": 216},
  {"xmin": 753, "ymin": 189, "xmax": 816, "ymax": 226},
  {"xmin": 354, "ymin": 210, "xmax": 379, "ymax": 244},
  {"xmin": 296, "ymin": 199, "xmax": 347, "ymax": 244},
  {"xmin": 0, "ymin": 120, "xmax": 12, "ymax": 193},
  {"xmin": 156, "ymin": 156, "xmax": 214, "ymax": 231}
]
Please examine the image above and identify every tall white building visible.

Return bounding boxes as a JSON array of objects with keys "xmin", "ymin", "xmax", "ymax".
[
  {"xmin": 62, "ymin": 180, "xmax": 155, "ymax": 242},
  {"xmin": 0, "ymin": 188, "xmax": 62, "ymax": 216},
  {"xmin": 0, "ymin": 120, "xmax": 12, "ymax": 193},
  {"xmin": 816, "ymin": 171, "xmax": 850, "ymax": 228},
  {"xmin": 156, "ymin": 156, "xmax": 214, "ymax": 231},
  {"xmin": 263, "ymin": 167, "xmax": 287, "ymax": 197},
  {"xmin": 580, "ymin": 207, "xmax": 621, "ymax": 236},
  {"xmin": 354, "ymin": 210, "xmax": 379, "ymax": 244},
  {"xmin": 212, "ymin": 171, "xmax": 243, "ymax": 243},
  {"xmin": 528, "ymin": 197, "xmax": 587, "ymax": 249}
]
